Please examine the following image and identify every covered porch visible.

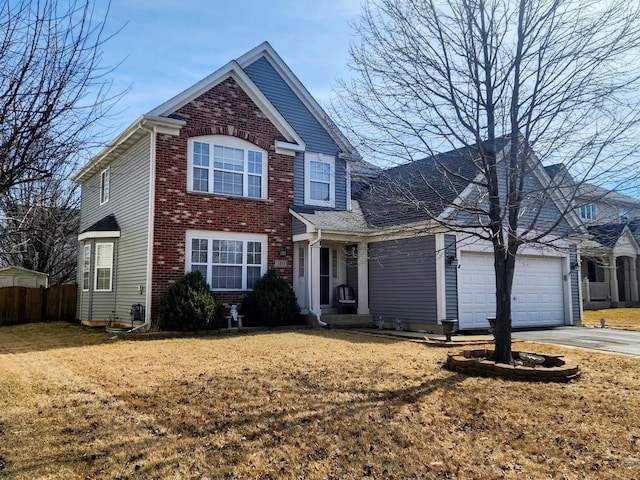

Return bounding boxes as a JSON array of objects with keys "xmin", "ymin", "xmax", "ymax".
[
  {"xmin": 290, "ymin": 205, "xmax": 373, "ymax": 326},
  {"xmin": 581, "ymin": 224, "xmax": 640, "ymax": 309}
]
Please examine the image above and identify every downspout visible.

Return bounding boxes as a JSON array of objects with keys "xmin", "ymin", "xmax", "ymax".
[
  {"xmin": 127, "ymin": 122, "xmax": 156, "ymax": 333},
  {"xmin": 308, "ymin": 229, "xmax": 327, "ymax": 327}
]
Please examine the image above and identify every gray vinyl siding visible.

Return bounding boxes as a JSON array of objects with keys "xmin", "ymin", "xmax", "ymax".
[
  {"xmin": 292, "ymin": 217, "xmax": 307, "ymax": 235},
  {"xmin": 335, "ymin": 158, "xmax": 347, "ymax": 210},
  {"xmin": 444, "ymin": 235, "xmax": 458, "ymax": 320},
  {"xmin": 78, "ymin": 135, "xmax": 151, "ymax": 322},
  {"xmin": 244, "ymin": 57, "xmax": 349, "ymax": 210},
  {"xmin": 368, "ymin": 236, "xmax": 437, "ymax": 325},
  {"xmin": 570, "ymin": 252, "xmax": 581, "ymax": 321}
]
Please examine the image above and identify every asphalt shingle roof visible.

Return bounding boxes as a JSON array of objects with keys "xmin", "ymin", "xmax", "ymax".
[
  {"xmin": 81, "ymin": 214, "xmax": 120, "ymax": 234},
  {"xmin": 355, "ymin": 138, "xmax": 510, "ymax": 228}
]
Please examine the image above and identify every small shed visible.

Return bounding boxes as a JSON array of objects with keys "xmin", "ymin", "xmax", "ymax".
[{"xmin": 0, "ymin": 266, "xmax": 49, "ymax": 288}]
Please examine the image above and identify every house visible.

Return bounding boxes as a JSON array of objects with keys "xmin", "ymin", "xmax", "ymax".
[
  {"xmin": 74, "ymin": 42, "xmax": 583, "ymax": 332},
  {"xmin": 0, "ymin": 266, "xmax": 48, "ymax": 288},
  {"xmin": 546, "ymin": 164, "xmax": 640, "ymax": 309}
]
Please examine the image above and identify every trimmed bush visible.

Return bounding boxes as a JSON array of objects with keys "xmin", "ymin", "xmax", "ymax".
[
  {"xmin": 157, "ymin": 271, "xmax": 217, "ymax": 331},
  {"xmin": 242, "ymin": 270, "xmax": 301, "ymax": 327}
]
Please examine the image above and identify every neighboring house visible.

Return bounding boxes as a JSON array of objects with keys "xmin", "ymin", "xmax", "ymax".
[
  {"xmin": 0, "ymin": 266, "xmax": 48, "ymax": 288},
  {"xmin": 74, "ymin": 42, "xmax": 583, "ymax": 331},
  {"xmin": 546, "ymin": 164, "xmax": 640, "ymax": 309}
]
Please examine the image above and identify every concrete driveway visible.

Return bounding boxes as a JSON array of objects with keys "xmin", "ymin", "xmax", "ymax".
[{"xmin": 513, "ymin": 326, "xmax": 640, "ymax": 356}]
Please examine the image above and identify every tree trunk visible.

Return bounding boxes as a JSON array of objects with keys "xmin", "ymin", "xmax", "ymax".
[{"xmin": 494, "ymin": 250, "xmax": 516, "ymax": 364}]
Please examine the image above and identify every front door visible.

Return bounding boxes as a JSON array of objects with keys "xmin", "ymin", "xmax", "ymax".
[{"xmin": 320, "ymin": 247, "xmax": 330, "ymax": 305}]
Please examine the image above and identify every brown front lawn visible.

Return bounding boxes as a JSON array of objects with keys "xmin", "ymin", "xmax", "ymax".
[
  {"xmin": 1, "ymin": 322, "xmax": 639, "ymax": 479},
  {"xmin": 583, "ymin": 308, "xmax": 640, "ymax": 331}
]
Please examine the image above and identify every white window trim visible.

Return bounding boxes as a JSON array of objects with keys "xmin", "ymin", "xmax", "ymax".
[
  {"xmin": 304, "ymin": 152, "xmax": 335, "ymax": 208},
  {"xmin": 580, "ymin": 203, "xmax": 596, "ymax": 220},
  {"xmin": 100, "ymin": 167, "xmax": 110, "ymax": 205},
  {"xmin": 94, "ymin": 242, "xmax": 114, "ymax": 292},
  {"xmin": 185, "ymin": 230, "xmax": 268, "ymax": 291},
  {"xmin": 82, "ymin": 244, "xmax": 91, "ymax": 291},
  {"xmin": 187, "ymin": 135, "xmax": 268, "ymax": 200}
]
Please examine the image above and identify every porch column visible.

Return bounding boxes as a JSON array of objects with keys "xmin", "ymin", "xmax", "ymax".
[
  {"xmin": 356, "ymin": 241, "xmax": 369, "ymax": 315},
  {"xmin": 631, "ymin": 257, "xmax": 639, "ymax": 302},
  {"xmin": 609, "ymin": 254, "xmax": 620, "ymax": 305},
  {"xmin": 309, "ymin": 242, "xmax": 321, "ymax": 314}
]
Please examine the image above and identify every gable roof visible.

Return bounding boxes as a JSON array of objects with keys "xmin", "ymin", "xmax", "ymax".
[
  {"xmin": 587, "ymin": 223, "xmax": 626, "ymax": 249},
  {"xmin": 147, "ymin": 56, "xmax": 305, "ymax": 150},
  {"xmin": 237, "ymin": 42, "xmax": 360, "ymax": 160},
  {"xmin": 355, "ymin": 138, "xmax": 509, "ymax": 228},
  {"xmin": 0, "ymin": 266, "xmax": 48, "ymax": 278},
  {"xmin": 78, "ymin": 214, "xmax": 121, "ymax": 241}
]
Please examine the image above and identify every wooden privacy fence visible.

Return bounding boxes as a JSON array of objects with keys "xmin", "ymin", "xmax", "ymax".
[{"xmin": 0, "ymin": 284, "xmax": 77, "ymax": 326}]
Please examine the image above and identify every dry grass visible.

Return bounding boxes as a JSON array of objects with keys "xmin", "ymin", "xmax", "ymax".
[
  {"xmin": 1, "ymin": 323, "xmax": 640, "ymax": 479},
  {"xmin": 583, "ymin": 308, "xmax": 640, "ymax": 331}
]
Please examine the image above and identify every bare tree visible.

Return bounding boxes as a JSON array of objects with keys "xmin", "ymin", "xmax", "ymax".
[
  {"xmin": 335, "ymin": 0, "xmax": 640, "ymax": 363},
  {"xmin": 0, "ymin": 175, "xmax": 79, "ymax": 285},
  {"xmin": 0, "ymin": 0, "xmax": 120, "ymax": 197}
]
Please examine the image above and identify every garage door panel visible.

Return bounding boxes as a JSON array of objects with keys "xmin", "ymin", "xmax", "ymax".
[{"xmin": 459, "ymin": 252, "xmax": 565, "ymax": 330}]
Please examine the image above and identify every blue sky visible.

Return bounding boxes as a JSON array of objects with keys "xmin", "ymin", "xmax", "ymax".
[{"xmin": 97, "ymin": 0, "xmax": 361, "ymax": 135}]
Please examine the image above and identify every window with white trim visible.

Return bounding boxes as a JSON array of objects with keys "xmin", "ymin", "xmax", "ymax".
[
  {"xmin": 580, "ymin": 204, "xmax": 596, "ymax": 220},
  {"xmin": 305, "ymin": 152, "xmax": 335, "ymax": 207},
  {"xmin": 298, "ymin": 246, "xmax": 305, "ymax": 277},
  {"xmin": 94, "ymin": 242, "xmax": 113, "ymax": 291},
  {"xmin": 188, "ymin": 136, "xmax": 267, "ymax": 199},
  {"xmin": 82, "ymin": 244, "xmax": 91, "ymax": 291},
  {"xmin": 186, "ymin": 230, "xmax": 267, "ymax": 291},
  {"xmin": 100, "ymin": 167, "xmax": 110, "ymax": 204}
]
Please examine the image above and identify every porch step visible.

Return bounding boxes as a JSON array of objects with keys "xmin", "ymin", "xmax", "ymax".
[{"xmin": 321, "ymin": 314, "xmax": 374, "ymax": 328}]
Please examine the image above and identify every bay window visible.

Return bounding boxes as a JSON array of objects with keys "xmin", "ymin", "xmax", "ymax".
[{"xmin": 94, "ymin": 242, "xmax": 113, "ymax": 291}]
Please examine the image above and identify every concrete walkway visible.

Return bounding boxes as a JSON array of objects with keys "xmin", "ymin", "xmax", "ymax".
[
  {"xmin": 512, "ymin": 326, "xmax": 640, "ymax": 357},
  {"xmin": 358, "ymin": 326, "xmax": 640, "ymax": 356}
]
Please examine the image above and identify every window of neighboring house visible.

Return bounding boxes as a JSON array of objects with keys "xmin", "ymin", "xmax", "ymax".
[
  {"xmin": 305, "ymin": 152, "xmax": 335, "ymax": 207},
  {"xmin": 188, "ymin": 136, "xmax": 267, "ymax": 199},
  {"xmin": 298, "ymin": 246, "xmax": 305, "ymax": 277},
  {"xmin": 186, "ymin": 231, "xmax": 267, "ymax": 291},
  {"xmin": 94, "ymin": 242, "xmax": 113, "ymax": 291},
  {"xmin": 619, "ymin": 209, "xmax": 629, "ymax": 223},
  {"xmin": 580, "ymin": 204, "xmax": 596, "ymax": 220},
  {"xmin": 100, "ymin": 167, "xmax": 110, "ymax": 204},
  {"xmin": 82, "ymin": 244, "xmax": 91, "ymax": 291}
]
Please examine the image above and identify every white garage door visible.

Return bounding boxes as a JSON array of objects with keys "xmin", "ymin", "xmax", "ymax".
[{"xmin": 458, "ymin": 252, "xmax": 565, "ymax": 330}]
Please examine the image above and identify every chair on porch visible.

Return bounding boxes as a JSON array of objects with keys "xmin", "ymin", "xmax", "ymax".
[{"xmin": 334, "ymin": 284, "xmax": 357, "ymax": 314}]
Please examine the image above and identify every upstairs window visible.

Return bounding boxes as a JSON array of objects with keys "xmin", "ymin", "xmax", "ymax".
[
  {"xmin": 100, "ymin": 167, "xmax": 110, "ymax": 204},
  {"xmin": 305, "ymin": 152, "xmax": 335, "ymax": 207},
  {"xmin": 188, "ymin": 136, "xmax": 267, "ymax": 199},
  {"xmin": 580, "ymin": 204, "xmax": 596, "ymax": 221}
]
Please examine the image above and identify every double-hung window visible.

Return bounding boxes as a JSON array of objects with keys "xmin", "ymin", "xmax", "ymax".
[
  {"xmin": 188, "ymin": 136, "xmax": 266, "ymax": 199},
  {"xmin": 94, "ymin": 242, "xmax": 113, "ymax": 291},
  {"xmin": 82, "ymin": 244, "xmax": 91, "ymax": 291},
  {"xmin": 580, "ymin": 204, "xmax": 596, "ymax": 221},
  {"xmin": 305, "ymin": 152, "xmax": 335, "ymax": 207},
  {"xmin": 100, "ymin": 167, "xmax": 110, "ymax": 204},
  {"xmin": 186, "ymin": 230, "xmax": 267, "ymax": 291}
]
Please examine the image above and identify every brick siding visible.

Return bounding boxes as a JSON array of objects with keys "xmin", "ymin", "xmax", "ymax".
[{"xmin": 151, "ymin": 77, "xmax": 294, "ymax": 319}]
